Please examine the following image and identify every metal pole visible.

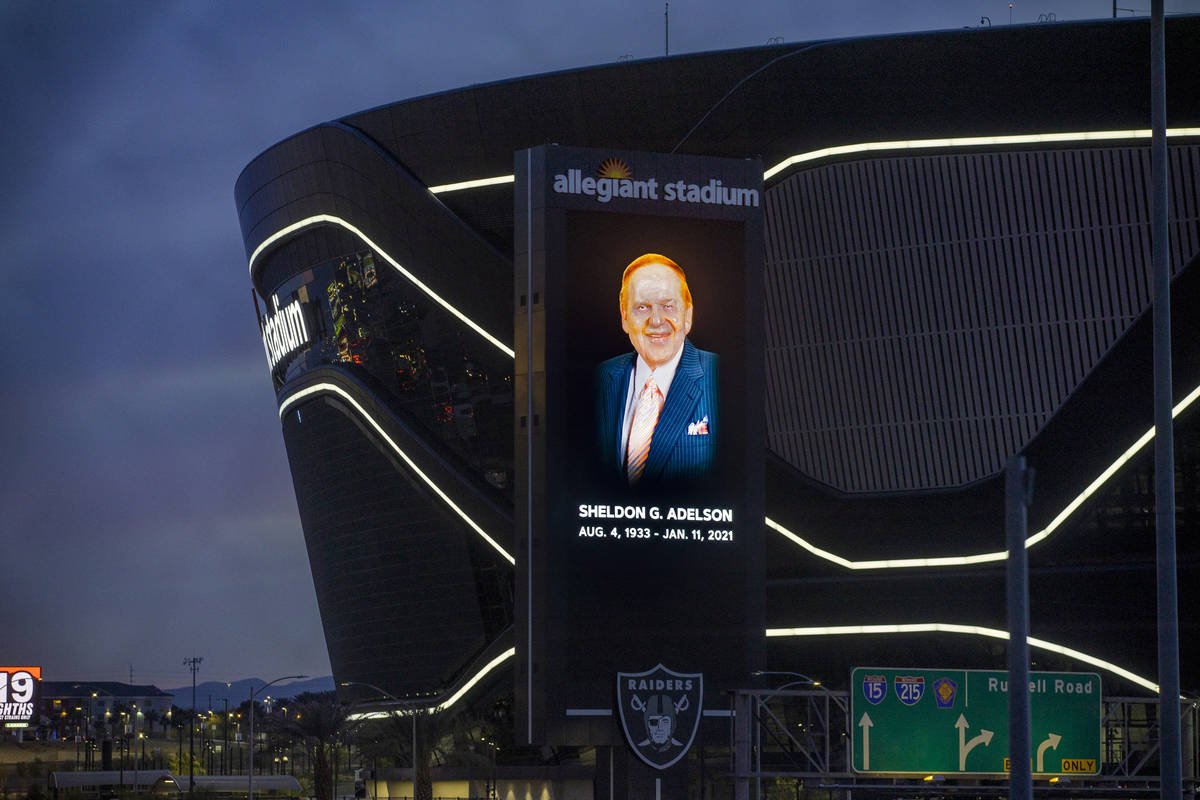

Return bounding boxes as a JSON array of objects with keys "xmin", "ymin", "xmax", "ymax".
[
  {"xmin": 339, "ymin": 681, "xmax": 423, "ymax": 798},
  {"xmin": 1006, "ymin": 456, "xmax": 1034, "ymax": 800},
  {"xmin": 249, "ymin": 675, "xmax": 307, "ymax": 800},
  {"xmin": 1150, "ymin": 2, "xmax": 1182, "ymax": 798},
  {"xmin": 187, "ymin": 658, "xmax": 201, "ymax": 794},
  {"xmin": 249, "ymin": 688, "xmax": 255, "ymax": 800},
  {"xmin": 755, "ymin": 695, "xmax": 761, "ymax": 799},
  {"xmin": 223, "ymin": 694, "xmax": 229, "ymax": 775},
  {"xmin": 734, "ymin": 691, "xmax": 751, "ymax": 800}
]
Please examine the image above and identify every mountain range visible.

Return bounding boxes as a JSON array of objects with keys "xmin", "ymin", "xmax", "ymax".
[{"xmin": 164, "ymin": 676, "xmax": 335, "ymax": 709}]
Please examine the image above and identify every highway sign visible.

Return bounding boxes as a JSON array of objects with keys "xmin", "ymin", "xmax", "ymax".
[{"xmin": 850, "ymin": 667, "xmax": 1101, "ymax": 776}]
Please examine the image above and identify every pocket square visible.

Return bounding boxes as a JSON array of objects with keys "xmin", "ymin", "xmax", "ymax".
[{"xmin": 687, "ymin": 416, "xmax": 710, "ymax": 436}]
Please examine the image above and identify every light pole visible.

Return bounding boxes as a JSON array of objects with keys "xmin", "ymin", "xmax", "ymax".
[
  {"xmin": 339, "ymin": 681, "xmax": 423, "ymax": 794},
  {"xmin": 249, "ymin": 675, "xmax": 307, "ymax": 800},
  {"xmin": 183, "ymin": 656, "xmax": 203, "ymax": 794},
  {"xmin": 751, "ymin": 670, "xmax": 820, "ymax": 688},
  {"xmin": 223, "ymin": 686, "xmax": 230, "ymax": 775},
  {"xmin": 88, "ymin": 693, "xmax": 96, "ymax": 770},
  {"xmin": 74, "ymin": 707, "xmax": 82, "ymax": 767}
]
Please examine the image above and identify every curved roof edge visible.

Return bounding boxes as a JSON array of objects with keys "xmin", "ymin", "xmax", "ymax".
[{"xmin": 235, "ymin": 14, "xmax": 1178, "ymax": 191}]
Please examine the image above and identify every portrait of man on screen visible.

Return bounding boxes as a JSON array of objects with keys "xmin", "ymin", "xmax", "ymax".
[{"xmin": 594, "ymin": 253, "xmax": 719, "ymax": 488}]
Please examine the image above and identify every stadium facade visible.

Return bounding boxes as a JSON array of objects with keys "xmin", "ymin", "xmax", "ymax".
[{"xmin": 236, "ymin": 15, "xmax": 1200, "ymax": 791}]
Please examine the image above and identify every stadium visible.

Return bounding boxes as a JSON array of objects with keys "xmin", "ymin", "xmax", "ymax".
[{"xmin": 236, "ymin": 15, "xmax": 1200, "ymax": 796}]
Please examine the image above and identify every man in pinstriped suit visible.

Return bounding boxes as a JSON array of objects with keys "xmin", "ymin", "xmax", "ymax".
[{"xmin": 595, "ymin": 253, "xmax": 719, "ymax": 487}]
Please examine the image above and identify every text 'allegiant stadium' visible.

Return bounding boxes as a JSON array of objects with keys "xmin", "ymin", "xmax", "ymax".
[{"xmin": 553, "ymin": 170, "xmax": 760, "ymax": 207}]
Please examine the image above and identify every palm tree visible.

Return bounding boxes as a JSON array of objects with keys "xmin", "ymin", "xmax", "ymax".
[
  {"xmin": 143, "ymin": 708, "xmax": 161, "ymax": 741},
  {"xmin": 352, "ymin": 713, "xmax": 412, "ymax": 767},
  {"xmin": 346, "ymin": 694, "xmax": 514, "ymax": 800},
  {"xmin": 264, "ymin": 696, "xmax": 348, "ymax": 800}
]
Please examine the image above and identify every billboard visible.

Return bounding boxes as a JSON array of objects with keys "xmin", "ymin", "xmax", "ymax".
[
  {"xmin": 0, "ymin": 666, "xmax": 41, "ymax": 728},
  {"xmin": 514, "ymin": 146, "xmax": 765, "ymax": 759}
]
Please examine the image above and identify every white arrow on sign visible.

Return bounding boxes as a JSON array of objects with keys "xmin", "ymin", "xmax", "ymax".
[
  {"xmin": 956, "ymin": 714, "xmax": 994, "ymax": 771},
  {"xmin": 1036, "ymin": 733, "xmax": 1062, "ymax": 772},
  {"xmin": 858, "ymin": 713, "xmax": 874, "ymax": 770}
]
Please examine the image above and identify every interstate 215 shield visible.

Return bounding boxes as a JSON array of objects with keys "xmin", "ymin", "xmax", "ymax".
[
  {"xmin": 616, "ymin": 664, "xmax": 703, "ymax": 770},
  {"xmin": 895, "ymin": 675, "xmax": 925, "ymax": 706}
]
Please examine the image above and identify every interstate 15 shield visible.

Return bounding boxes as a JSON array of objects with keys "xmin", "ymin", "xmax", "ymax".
[{"xmin": 617, "ymin": 664, "xmax": 703, "ymax": 769}]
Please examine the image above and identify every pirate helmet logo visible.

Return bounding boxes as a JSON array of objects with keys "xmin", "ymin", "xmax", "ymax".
[
  {"xmin": 617, "ymin": 664, "xmax": 703, "ymax": 770},
  {"xmin": 641, "ymin": 694, "xmax": 679, "ymax": 750}
]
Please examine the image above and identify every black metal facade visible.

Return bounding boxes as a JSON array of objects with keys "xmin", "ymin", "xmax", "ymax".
[
  {"xmin": 235, "ymin": 16, "xmax": 1200, "ymax": 714},
  {"xmin": 765, "ymin": 145, "xmax": 1200, "ymax": 491}
]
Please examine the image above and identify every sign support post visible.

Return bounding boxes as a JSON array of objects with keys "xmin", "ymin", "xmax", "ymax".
[
  {"xmin": 1006, "ymin": 457, "xmax": 1035, "ymax": 800},
  {"xmin": 1150, "ymin": 2, "xmax": 1183, "ymax": 798}
]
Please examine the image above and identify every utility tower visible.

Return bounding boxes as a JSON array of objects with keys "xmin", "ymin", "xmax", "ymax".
[{"xmin": 183, "ymin": 656, "xmax": 203, "ymax": 794}]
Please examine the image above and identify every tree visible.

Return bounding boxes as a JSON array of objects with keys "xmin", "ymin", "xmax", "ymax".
[
  {"xmin": 263, "ymin": 696, "xmax": 348, "ymax": 800},
  {"xmin": 167, "ymin": 750, "xmax": 205, "ymax": 776},
  {"xmin": 346, "ymin": 693, "xmax": 517, "ymax": 800},
  {"xmin": 348, "ymin": 707, "xmax": 436, "ymax": 800},
  {"xmin": 167, "ymin": 706, "xmax": 186, "ymax": 737},
  {"xmin": 143, "ymin": 708, "xmax": 160, "ymax": 737},
  {"xmin": 352, "ymin": 714, "xmax": 412, "ymax": 768},
  {"xmin": 108, "ymin": 702, "xmax": 131, "ymax": 744}
]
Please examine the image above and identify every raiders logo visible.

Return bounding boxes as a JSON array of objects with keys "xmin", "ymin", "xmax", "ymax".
[{"xmin": 616, "ymin": 664, "xmax": 703, "ymax": 770}]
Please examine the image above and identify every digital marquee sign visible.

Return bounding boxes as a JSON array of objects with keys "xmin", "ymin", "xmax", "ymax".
[
  {"xmin": 0, "ymin": 667, "xmax": 41, "ymax": 728},
  {"xmin": 515, "ymin": 146, "xmax": 765, "ymax": 757}
]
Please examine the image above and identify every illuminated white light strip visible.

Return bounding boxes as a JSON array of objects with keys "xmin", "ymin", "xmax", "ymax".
[
  {"xmin": 341, "ymin": 632, "xmax": 1158, "ymax": 716},
  {"xmin": 346, "ymin": 647, "xmax": 516, "ymax": 720},
  {"xmin": 430, "ymin": 646, "xmax": 515, "ymax": 713},
  {"xmin": 422, "ymin": 128, "xmax": 1200, "ymax": 195},
  {"xmin": 768, "ymin": 380, "xmax": 1200, "ymax": 570},
  {"xmin": 762, "ymin": 127, "xmax": 1200, "ymax": 181},
  {"xmin": 279, "ymin": 383, "xmax": 515, "ymax": 565},
  {"xmin": 428, "ymin": 174, "xmax": 516, "ymax": 194},
  {"xmin": 253, "ymin": 131, "xmax": 1200, "ymax": 359},
  {"xmin": 248, "ymin": 214, "xmax": 514, "ymax": 359},
  {"xmin": 765, "ymin": 623, "xmax": 1158, "ymax": 693}
]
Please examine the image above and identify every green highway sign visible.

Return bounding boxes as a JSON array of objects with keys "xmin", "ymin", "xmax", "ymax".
[{"xmin": 850, "ymin": 667, "xmax": 1101, "ymax": 776}]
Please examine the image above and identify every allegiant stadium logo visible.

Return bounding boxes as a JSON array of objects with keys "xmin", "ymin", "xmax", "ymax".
[{"xmin": 552, "ymin": 157, "xmax": 759, "ymax": 207}]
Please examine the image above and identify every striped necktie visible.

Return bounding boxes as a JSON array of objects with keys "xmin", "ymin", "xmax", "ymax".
[{"xmin": 626, "ymin": 376, "xmax": 664, "ymax": 485}]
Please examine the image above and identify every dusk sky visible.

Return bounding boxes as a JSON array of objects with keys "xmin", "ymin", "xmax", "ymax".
[{"xmin": 2, "ymin": 0, "xmax": 1187, "ymax": 692}]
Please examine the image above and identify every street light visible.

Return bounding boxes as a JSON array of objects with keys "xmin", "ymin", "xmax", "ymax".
[
  {"xmin": 223, "ymin": 682, "xmax": 231, "ymax": 775},
  {"xmin": 87, "ymin": 693, "xmax": 97, "ymax": 770},
  {"xmin": 339, "ymin": 681, "xmax": 423, "ymax": 793},
  {"xmin": 249, "ymin": 675, "xmax": 307, "ymax": 800},
  {"xmin": 752, "ymin": 670, "xmax": 820, "ymax": 689}
]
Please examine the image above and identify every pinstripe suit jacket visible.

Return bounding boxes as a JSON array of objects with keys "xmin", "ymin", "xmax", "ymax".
[{"xmin": 595, "ymin": 339, "xmax": 719, "ymax": 485}]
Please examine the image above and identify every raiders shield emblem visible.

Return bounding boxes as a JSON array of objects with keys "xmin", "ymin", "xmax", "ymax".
[{"xmin": 616, "ymin": 664, "xmax": 703, "ymax": 770}]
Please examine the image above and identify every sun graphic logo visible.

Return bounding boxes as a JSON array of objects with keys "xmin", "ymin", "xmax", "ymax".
[{"xmin": 597, "ymin": 158, "xmax": 632, "ymax": 180}]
